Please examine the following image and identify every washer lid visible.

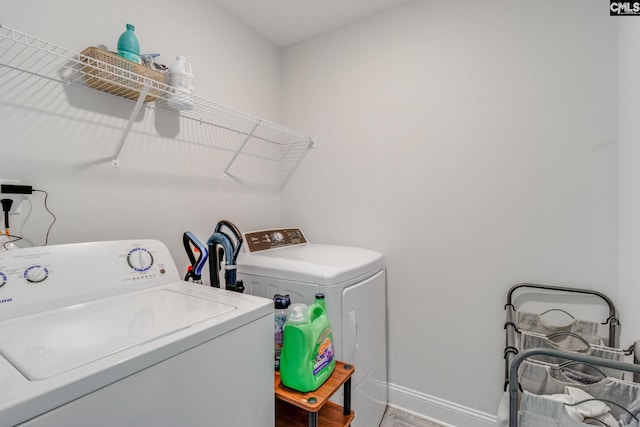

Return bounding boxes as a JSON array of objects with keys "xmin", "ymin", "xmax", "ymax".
[
  {"xmin": 0, "ymin": 289, "xmax": 235, "ymax": 380},
  {"xmin": 237, "ymin": 243, "xmax": 384, "ymax": 285}
]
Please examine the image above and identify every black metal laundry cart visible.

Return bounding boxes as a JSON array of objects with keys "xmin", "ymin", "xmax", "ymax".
[{"xmin": 502, "ymin": 283, "xmax": 640, "ymax": 427}]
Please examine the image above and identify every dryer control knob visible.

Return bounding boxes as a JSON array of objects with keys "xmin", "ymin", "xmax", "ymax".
[
  {"xmin": 24, "ymin": 265, "xmax": 49, "ymax": 283},
  {"xmin": 272, "ymin": 232, "xmax": 284, "ymax": 243},
  {"xmin": 127, "ymin": 247, "xmax": 154, "ymax": 272}
]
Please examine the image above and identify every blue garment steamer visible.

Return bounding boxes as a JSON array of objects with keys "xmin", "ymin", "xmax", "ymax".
[
  {"xmin": 207, "ymin": 220, "xmax": 244, "ymax": 293},
  {"xmin": 182, "ymin": 231, "xmax": 208, "ymax": 284}
]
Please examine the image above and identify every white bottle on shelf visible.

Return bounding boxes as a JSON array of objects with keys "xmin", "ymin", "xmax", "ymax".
[{"xmin": 166, "ymin": 56, "xmax": 194, "ymax": 110}]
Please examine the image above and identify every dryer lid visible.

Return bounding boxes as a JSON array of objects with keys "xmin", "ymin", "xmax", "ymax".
[
  {"xmin": 237, "ymin": 243, "xmax": 384, "ymax": 285},
  {"xmin": 0, "ymin": 288, "xmax": 235, "ymax": 380}
]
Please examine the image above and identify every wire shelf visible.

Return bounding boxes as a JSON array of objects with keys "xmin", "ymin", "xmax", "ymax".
[{"xmin": 0, "ymin": 24, "xmax": 315, "ymax": 188}]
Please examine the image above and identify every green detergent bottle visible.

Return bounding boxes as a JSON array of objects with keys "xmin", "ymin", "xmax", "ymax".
[{"xmin": 280, "ymin": 303, "xmax": 336, "ymax": 392}]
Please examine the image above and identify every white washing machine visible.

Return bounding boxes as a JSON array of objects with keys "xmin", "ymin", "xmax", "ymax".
[
  {"xmin": 0, "ymin": 240, "xmax": 273, "ymax": 427},
  {"xmin": 237, "ymin": 228, "xmax": 387, "ymax": 427}
]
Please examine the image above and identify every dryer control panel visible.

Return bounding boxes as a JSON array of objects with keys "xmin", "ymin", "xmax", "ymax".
[
  {"xmin": 244, "ymin": 228, "xmax": 307, "ymax": 252},
  {"xmin": 0, "ymin": 240, "xmax": 180, "ymax": 321}
]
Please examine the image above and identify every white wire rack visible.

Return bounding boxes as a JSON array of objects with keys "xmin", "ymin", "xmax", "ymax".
[{"xmin": 0, "ymin": 24, "xmax": 315, "ymax": 188}]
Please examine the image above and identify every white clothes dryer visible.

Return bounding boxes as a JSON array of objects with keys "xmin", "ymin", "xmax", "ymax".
[
  {"xmin": 237, "ymin": 228, "xmax": 387, "ymax": 427},
  {"xmin": 0, "ymin": 240, "xmax": 273, "ymax": 427}
]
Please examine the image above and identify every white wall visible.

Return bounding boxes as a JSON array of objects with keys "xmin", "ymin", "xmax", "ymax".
[
  {"xmin": 281, "ymin": 0, "xmax": 618, "ymax": 423},
  {"xmin": 1, "ymin": 1, "xmax": 626, "ymax": 425},
  {"xmin": 618, "ymin": 22, "xmax": 640, "ymax": 344},
  {"xmin": 1, "ymin": 0, "xmax": 285, "ymax": 272}
]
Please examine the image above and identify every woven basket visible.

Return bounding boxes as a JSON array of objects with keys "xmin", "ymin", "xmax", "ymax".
[{"xmin": 80, "ymin": 47, "xmax": 165, "ymax": 103}]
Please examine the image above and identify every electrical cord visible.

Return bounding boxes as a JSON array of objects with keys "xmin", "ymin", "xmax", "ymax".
[
  {"xmin": 0, "ymin": 188, "xmax": 56, "ymax": 248},
  {"xmin": 1, "ymin": 198, "xmax": 21, "ymax": 250},
  {"xmin": 33, "ymin": 189, "xmax": 56, "ymax": 246},
  {"xmin": 0, "ymin": 198, "xmax": 15, "ymax": 250},
  {"xmin": 2, "ymin": 234, "xmax": 23, "ymax": 250},
  {"xmin": 1, "ymin": 198, "xmax": 13, "ymax": 231}
]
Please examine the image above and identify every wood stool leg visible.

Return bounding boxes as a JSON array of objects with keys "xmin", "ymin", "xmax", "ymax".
[
  {"xmin": 308, "ymin": 411, "xmax": 318, "ymax": 427},
  {"xmin": 343, "ymin": 378, "xmax": 352, "ymax": 415}
]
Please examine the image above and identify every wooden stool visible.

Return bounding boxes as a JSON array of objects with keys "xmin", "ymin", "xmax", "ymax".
[{"xmin": 274, "ymin": 361, "xmax": 355, "ymax": 427}]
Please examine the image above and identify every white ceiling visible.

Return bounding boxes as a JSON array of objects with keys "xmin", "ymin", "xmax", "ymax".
[{"xmin": 214, "ymin": 0, "xmax": 413, "ymax": 47}]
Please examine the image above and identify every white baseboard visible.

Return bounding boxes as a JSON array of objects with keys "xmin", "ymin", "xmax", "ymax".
[{"xmin": 388, "ymin": 382, "xmax": 497, "ymax": 427}]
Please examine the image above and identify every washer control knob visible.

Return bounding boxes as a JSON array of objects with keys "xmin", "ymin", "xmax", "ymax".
[
  {"xmin": 127, "ymin": 248, "xmax": 154, "ymax": 272},
  {"xmin": 24, "ymin": 265, "xmax": 49, "ymax": 283},
  {"xmin": 272, "ymin": 232, "xmax": 284, "ymax": 243},
  {"xmin": 0, "ymin": 272, "xmax": 6, "ymax": 288}
]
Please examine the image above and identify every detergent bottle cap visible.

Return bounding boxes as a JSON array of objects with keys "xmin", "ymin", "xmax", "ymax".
[
  {"xmin": 274, "ymin": 294, "xmax": 291, "ymax": 310},
  {"xmin": 288, "ymin": 303, "xmax": 308, "ymax": 323},
  {"xmin": 314, "ymin": 293, "xmax": 326, "ymax": 310}
]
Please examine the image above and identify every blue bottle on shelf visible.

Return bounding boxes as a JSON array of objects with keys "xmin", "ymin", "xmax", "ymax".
[{"xmin": 117, "ymin": 23, "xmax": 140, "ymax": 63}]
